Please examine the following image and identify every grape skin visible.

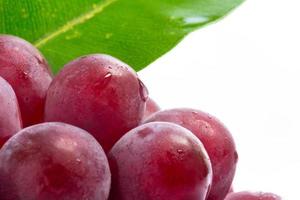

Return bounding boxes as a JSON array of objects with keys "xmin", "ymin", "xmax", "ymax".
[
  {"xmin": 143, "ymin": 97, "xmax": 160, "ymax": 119},
  {"xmin": 0, "ymin": 77, "xmax": 22, "ymax": 148},
  {"xmin": 108, "ymin": 122, "xmax": 212, "ymax": 200},
  {"xmin": 45, "ymin": 54, "xmax": 148, "ymax": 152},
  {"xmin": 144, "ymin": 108, "xmax": 238, "ymax": 200},
  {"xmin": 45, "ymin": 54, "xmax": 147, "ymax": 152},
  {"xmin": 0, "ymin": 35, "xmax": 53, "ymax": 126},
  {"xmin": 0, "ymin": 122, "xmax": 111, "ymax": 200},
  {"xmin": 225, "ymin": 191, "xmax": 282, "ymax": 200}
]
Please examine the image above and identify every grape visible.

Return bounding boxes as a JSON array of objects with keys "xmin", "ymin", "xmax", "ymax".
[
  {"xmin": 45, "ymin": 54, "xmax": 147, "ymax": 152},
  {"xmin": 225, "ymin": 191, "xmax": 282, "ymax": 200},
  {"xmin": 0, "ymin": 35, "xmax": 53, "ymax": 127},
  {"xmin": 0, "ymin": 122, "xmax": 111, "ymax": 200},
  {"xmin": 143, "ymin": 97, "xmax": 160, "ymax": 119},
  {"xmin": 108, "ymin": 122, "xmax": 212, "ymax": 200},
  {"xmin": 143, "ymin": 108, "xmax": 238, "ymax": 200},
  {"xmin": 0, "ymin": 77, "xmax": 22, "ymax": 148}
]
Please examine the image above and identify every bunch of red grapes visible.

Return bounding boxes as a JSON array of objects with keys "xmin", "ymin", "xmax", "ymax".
[{"xmin": 0, "ymin": 35, "xmax": 281, "ymax": 200}]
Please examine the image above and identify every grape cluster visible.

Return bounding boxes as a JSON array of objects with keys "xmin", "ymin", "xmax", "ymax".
[{"xmin": 0, "ymin": 35, "xmax": 281, "ymax": 200}]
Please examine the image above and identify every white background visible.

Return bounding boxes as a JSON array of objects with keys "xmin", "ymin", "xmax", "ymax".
[{"xmin": 139, "ymin": 0, "xmax": 299, "ymax": 199}]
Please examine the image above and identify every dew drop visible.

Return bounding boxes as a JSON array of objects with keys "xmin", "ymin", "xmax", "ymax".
[
  {"xmin": 177, "ymin": 149, "xmax": 184, "ymax": 154},
  {"xmin": 138, "ymin": 79, "xmax": 148, "ymax": 102},
  {"xmin": 205, "ymin": 184, "xmax": 212, "ymax": 199},
  {"xmin": 104, "ymin": 72, "xmax": 112, "ymax": 79},
  {"xmin": 19, "ymin": 71, "xmax": 29, "ymax": 80},
  {"xmin": 34, "ymin": 55, "xmax": 44, "ymax": 64},
  {"xmin": 103, "ymin": 72, "xmax": 112, "ymax": 86},
  {"xmin": 182, "ymin": 16, "xmax": 211, "ymax": 28},
  {"xmin": 234, "ymin": 151, "xmax": 238, "ymax": 163},
  {"xmin": 207, "ymin": 115, "xmax": 213, "ymax": 120},
  {"xmin": 192, "ymin": 111, "xmax": 198, "ymax": 116},
  {"xmin": 94, "ymin": 72, "xmax": 113, "ymax": 90}
]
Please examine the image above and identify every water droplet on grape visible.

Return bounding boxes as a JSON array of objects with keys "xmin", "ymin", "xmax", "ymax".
[
  {"xmin": 104, "ymin": 72, "xmax": 112, "ymax": 79},
  {"xmin": 234, "ymin": 151, "xmax": 238, "ymax": 163},
  {"xmin": 177, "ymin": 149, "xmax": 184, "ymax": 154},
  {"xmin": 34, "ymin": 55, "xmax": 44, "ymax": 64},
  {"xmin": 102, "ymin": 72, "xmax": 112, "ymax": 86},
  {"xmin": 94, "ymin": 72, "xmax": 112, "ymax": 90},
  {"xmin": 138, "ymin": 79, "xmax": 148, "ymax": 102},
  {"xmin": 19, "ymin": 71, "xmax": 29, "ymax": 80},
  {"xmin": 192, "ymin": 111, "xmax": 199, "ymax": 118},
  {"xmin": 205, "ymin": 184, "xmax": 212, "ymax": 199}
]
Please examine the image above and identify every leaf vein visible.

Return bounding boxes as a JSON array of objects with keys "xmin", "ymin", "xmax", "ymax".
[{"xmin": 34, "ymin": 0, "xmax": 117, "ymax": 47}]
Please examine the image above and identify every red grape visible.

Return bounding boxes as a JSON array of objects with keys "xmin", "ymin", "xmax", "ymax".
[
  {"xmin": 143, "ymin": 97, "xmax": 160, "ymax": 119},
  {"xmin": 225, "ymin": 191, "xmax": 282, "ymax": 200},
  {"xmin": 45, "ymin": 54, "xmax": 147, "ymax": 152},
  {"xmin": 0, "ymin": 122, "xmax": 111, "ymax": 200},
  {"xmin": 108, "ymin": 122, "xmax": 212, "ymax": 200},
  {"xmin": 0, "ymin": 35, "xmax": 53, "ymax": 126},
  {"xmin": 144, "ymin": 108, "xmax": 238, "ymax": 200},
  {"xmin": 0, "ymin": 77, "xmax": 22, "ymax": 148}
]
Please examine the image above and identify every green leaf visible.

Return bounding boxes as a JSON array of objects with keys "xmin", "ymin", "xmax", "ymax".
[{"xmin": 0, "ymin": 0, "xmax": 244, "ymax": 72}]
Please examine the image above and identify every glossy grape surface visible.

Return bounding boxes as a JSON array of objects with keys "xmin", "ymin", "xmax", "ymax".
[
  {"xmin": 0, "ymin": 35, "xmax": 53, "ymax": 126},
  {"xmin": 143, "ymin": 97, "xmax": 160, "ymax": 119},
  {"xmin": 108, "ymin": 122, "xmax": 212, "ymax": 200},
  {"xmin": 225, "ymin": 191, "xmax": 282, "ymax": 200},
  {"xmin": 0, "ymin": 122, "xmax": 111, "ymax": 200},
  {"xmin": 45, "ymin": 54, "xmax": 146, "ymax": 152},
  {"xmin": 0, "ymin": 77, "xmax": 22, "ymax": 148},
  {"xmin": 144, "ymin": 108, "xmax": 238, "ymax": 200}
]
